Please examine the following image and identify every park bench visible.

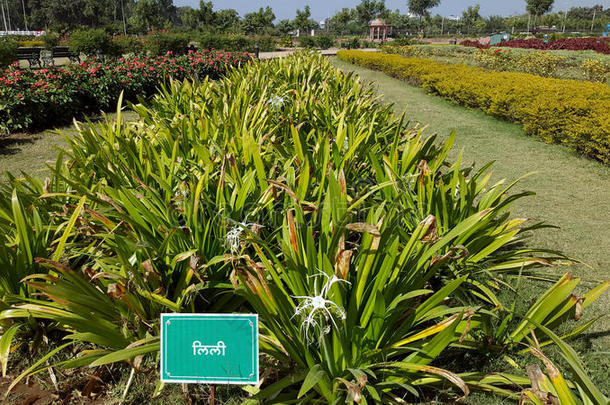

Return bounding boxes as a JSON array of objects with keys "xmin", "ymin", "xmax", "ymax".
[
  {"xmin": 16, "ymin": 47, "xmax": 42, "ymax": 67},
  {"xmin": 42, "ymin": 47, "xmax": 81, "ymax": 66}
]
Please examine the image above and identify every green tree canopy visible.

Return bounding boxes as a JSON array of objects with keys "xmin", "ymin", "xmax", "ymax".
[
  {"xmin": 276, "ymin": 19, "xmax": 294, "ymax": 35},
  {"xmin": 526, "ymin": 0, "xmax": 554, "ymax": 16},
  {"xmin": 355, "ymin": 0, "xmax": 388, "ymax": 29},
  {"xmin": 461, "ymin": 4, "xmax": 483, "ymax": 34},
  {"xmin": 243, "ymin": 6, "xmax": 275, "ymax": 34},
  {"xmin": 293, "ymin": 5, "xmax": 318, "ymax": 33},
  {"xmin": 407, "ymin": 0, "xmax": 441, "ymax": 19}
]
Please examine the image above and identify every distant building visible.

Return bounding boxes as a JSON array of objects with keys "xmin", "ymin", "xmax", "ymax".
[{"xmin": 319, "ymin": 18, "xmax": 329, "ymax": 31}]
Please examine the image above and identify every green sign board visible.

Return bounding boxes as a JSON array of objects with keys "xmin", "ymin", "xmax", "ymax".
[{"xmin": 160, "ymin": 314, "xmax": 258, "ymax": 385}]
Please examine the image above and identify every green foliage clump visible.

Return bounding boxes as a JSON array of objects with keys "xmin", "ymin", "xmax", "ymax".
[
  {"xmin": 111, "ymin": 35, "xmax": 146, "ymax": 56},
  {"xmin": 581, "ymin": 58, "xmax": 609, "ymax": 82},
  {"xmin": 473, "ymin": 48, "xmax": 515, "ymax": 70},
  {"xmin": 343, "ymin": 36, "xmax": 361, "ymax": 49},
  {"xmin": 314, "ymin": 34, "xmax": 335, "ymax": 49},
  {"xmin": 144, "ymin": 31, "xmax": 190, "ymax": 56},
  {"xmin": 297, "ymin": 36, "xmax": 316, "ymax": 48},
  {"xmin": 278, "ymin": 36, "xmax": 293, "ymax": 48},
  {"xmin": 67, "ymin": 29, "xmax": 114, "ymax": 57},
  {"xmin": 197, "ymin": 34, "xmax": 275, "ymax": 52},
  {"xmin": 41, "ymin": 32, "xmax": 61, "ymax": 49},
  {"xmin": 473, "ymin": 47, "xmax": 565, "ymax": 77},
  {"xmin": 339, "ymin": 50, "xmax": 610, "ymax": 163},
  {"xmin": 515, "ymin": 50, "xmax": 565, "ymax": 77},
  {"xmin": 0, "ymin": 38, "xmax": 19, "ymax": 67}
]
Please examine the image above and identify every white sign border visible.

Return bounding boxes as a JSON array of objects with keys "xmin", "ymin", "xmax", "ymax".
[{"xmin": 160, "ymin": 313, "xmax": 259, "ymax": 385}]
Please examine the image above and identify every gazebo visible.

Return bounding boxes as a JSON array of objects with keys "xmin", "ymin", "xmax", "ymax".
[{"xmin": 369, "ymin": 18, "xmax": 388, "ymax": 42}]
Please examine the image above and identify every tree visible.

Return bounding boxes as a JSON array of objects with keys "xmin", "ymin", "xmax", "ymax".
[
  {"xmin": 243, "ymin": 6, "xmax": 274, "ymax": 34},
  {"xmin": 276, "ymin": 19, "xmax": 293, "ymax": 35},
  {"xmin": 215, "ymin": 9, "xmax": 240, "ymax": 32},
  {"xmin": 130, "ymin": 0, "xmax": 164, "ymax": 32},
  {"xmin": 526, "ymin": 0, "xmax": 554, "ymax": 17},
  {"xmin": 461, "ymin": 4, "xmax": 482, "ymax": 34},
  {"xmin": 485, "ymin": 15, "xmax": 506, "ymax": 33},
  {"xmin": 293, "ymin": 5, "xmax": 318, "ymax": 33},
  {"xmin": 329, "ymin": 7, "xmax": 355, "ymax": 35},
  {"xmin": 355, "ymin": 0, "xmax": 387, "ymax": 31},
  {"xmin": 408, "ymin": 0, "xmax": 440, "ymax": 20},
  {"xmin": 198, "ymin": 0, "xmax": 216, "ymax": 26}
]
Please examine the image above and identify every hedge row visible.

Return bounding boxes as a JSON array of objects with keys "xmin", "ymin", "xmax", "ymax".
[
  {"xmin": 337, "ymin": 50, "xmax": 610, "ymax": 163},
  {"xmin": 197, "ymin": 34, "xmax": 276, "ymax": 53},
  {"xmin": 0, "ymin": 50, "xmax": 251, "ymax": 134}
]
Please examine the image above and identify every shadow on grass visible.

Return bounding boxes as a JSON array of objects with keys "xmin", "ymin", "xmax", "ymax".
[{"xmin": 0, "ymin": 134, "xmax": 43, "ymax": 156}]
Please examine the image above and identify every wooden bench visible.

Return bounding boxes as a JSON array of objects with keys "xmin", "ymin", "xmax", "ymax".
[
  {"xmin": 42, "ymin": 47, "xmax": 80, "ymax": 66},
  {"xmin": 16, "ymin": 47, "xmax": 41, "ymax": 67}
]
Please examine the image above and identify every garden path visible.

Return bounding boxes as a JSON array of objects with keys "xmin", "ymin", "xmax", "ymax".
[{"xmin": 259, "ymin": 48, "xmax": 378, "ymax": 59}]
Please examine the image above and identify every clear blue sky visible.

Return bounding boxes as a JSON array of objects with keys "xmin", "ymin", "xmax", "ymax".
[{"xmin": 174, "ymin": 0, "xmax": 610, "ymax": 21}]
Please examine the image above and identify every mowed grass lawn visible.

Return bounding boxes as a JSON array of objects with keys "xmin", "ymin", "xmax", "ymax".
[
  {"xmin": 332, "ymin": 57, "xmax": 610, "ymax": 393},
  {"xmin": 0, "ymin": 111, "xmax": 139, "ymax": 176}
]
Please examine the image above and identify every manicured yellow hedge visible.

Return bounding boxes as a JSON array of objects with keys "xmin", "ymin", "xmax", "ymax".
[{"xmin": 338, "ymin": 50, "xmax": 610, "ymax": 163}]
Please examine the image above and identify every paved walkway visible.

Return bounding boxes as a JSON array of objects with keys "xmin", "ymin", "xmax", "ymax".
[{"xmin": 259, "ymin": 48, "xmax": 378, "ymax": 59}]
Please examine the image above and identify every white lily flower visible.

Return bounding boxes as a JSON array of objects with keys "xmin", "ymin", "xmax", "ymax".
[
  {"xmin": 267, "ymin": 95, "xmax": 287, "ymax": 109},
  {"xmin": 292, "ymin": 272, "xmax": 350, "ymax": 346}
]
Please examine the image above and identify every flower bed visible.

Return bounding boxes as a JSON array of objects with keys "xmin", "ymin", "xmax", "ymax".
[
  {"xmin": 338, "ymin": 50, "xmax": 610, "ymax": 163},
  {"xmin": 0, "ymin": 50, "xmax": 252, "ymax": 134},
  {"xmin": 0, "ymin": 52, "xmax": 607, "ymax": 404},
  {"xmin": 461, "ymin": 37, "xmax": 610, "ymax": 54}
]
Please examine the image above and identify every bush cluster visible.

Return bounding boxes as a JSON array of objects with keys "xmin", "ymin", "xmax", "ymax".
[
  {"xmin": 144, "ymin": 31, "xmax": 190, "ymax": 56},
  {"xmin": 1, "ymin": 52, "xmax": 607, "ymax": 403},
  {"xmin": 0, "ymin": 38, "xmax": 19, "ymax": 67},
  {"xmin": 581, "ymin": 58, "xmax": 609, "ymax": 82},
  {"xmin": 384, "ymin": 44, "xmax": 477, "ymax": 58},
  {"xmin": 197, "ymin": 34, "xmax": 275, "ymax": 52},
  {"xmin": 474, "ymin": 48, "xmax": 565, "ymax": 77},
  {"xmin": 67, "ymin": 28, "xmax": 120, "ymax": 57},
  {"xmin": 338, "ymin": 50, "xmax": 610, "ymax": 163},
  {"xmin": 66, "ymin": 30, "xmax": 192, "ymax": 58},
  {"xmin": 459, "ymin": 39, "xmax": 489, "ymax": 49},
  {"xmin": 0, "ymin": 50, "xmax": 251, "ymax": 134},
  {"xmin": 297, "ymin": 35, "xmax": 336, "ymax": 49},
  {"xmin": 497, "ymin": 37, "xmax": 610, "ymax": 54}
]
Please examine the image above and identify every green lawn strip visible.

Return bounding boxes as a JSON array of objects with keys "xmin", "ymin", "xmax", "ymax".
[
  {"xmin": 0, "ymin": 111, "xmax": 139, "ymax": 177},
  {"xmin": 332, "ymin": 56, "xmax": 610, "ymax": 395}
]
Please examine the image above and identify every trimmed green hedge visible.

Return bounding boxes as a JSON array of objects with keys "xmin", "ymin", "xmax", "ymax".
[
  {"xmin": 338, "ymin": 50, "xmax": 610, "ymax": 163},
  {"xmin": 197, "ymin": 34, "xmax": 275, "ymax": 52},
  {"xmin": 0, "ymin": 38, "xmax": 19, "ymax": 67}
]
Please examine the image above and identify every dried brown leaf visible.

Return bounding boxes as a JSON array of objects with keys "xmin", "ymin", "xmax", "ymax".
[{"xmin": 345, "ymin": 222, "xmax": 381, "ymax": 237}]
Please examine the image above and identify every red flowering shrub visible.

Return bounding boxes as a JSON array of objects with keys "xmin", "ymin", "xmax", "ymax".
[
  {"xmin": 497, "ymin": 37, "xmax": 610, "ymax": 54},
  {"xmin": 0, "ymin": 50, "xmax": 252, "ymax": 134},
  {"xmin": 459, "ymin": 39, "xmax": 490, "ymax": 49}
]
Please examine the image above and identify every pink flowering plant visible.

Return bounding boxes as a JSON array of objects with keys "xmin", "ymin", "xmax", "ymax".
[{"xmin": 0, "ymin": 50, "xmax": 252, "ymax": 134}]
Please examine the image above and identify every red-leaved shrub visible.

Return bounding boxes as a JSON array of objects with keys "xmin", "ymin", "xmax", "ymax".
[
  {"xmin": 459, "ymin": 39, "xmax": 490, "ymax": 49},
  {"xmin": 497, "ymin": 37, "xmax": 610, "ymax": 54}
]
